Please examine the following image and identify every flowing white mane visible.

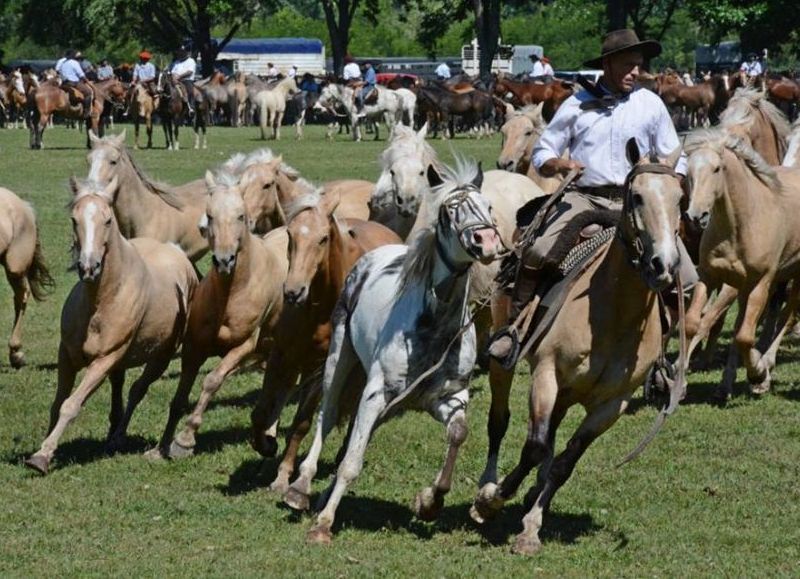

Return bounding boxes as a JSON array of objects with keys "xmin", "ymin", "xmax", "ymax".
[{"xmin": 720, "ymin": 88, "xmax": 791, "ymax": 142}]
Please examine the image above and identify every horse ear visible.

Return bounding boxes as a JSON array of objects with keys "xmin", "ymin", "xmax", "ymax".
[
  {"xmin": 114, "ymin": 130, "xmax": 126, "ymax": 146},
  {"xmin": 205, "ymin": 170, "xmax": 216, "ymax": 191},
  {"xmin": 665, "ymin": 146, "xmax": 682, "ymax": 169},
  {"xmin": 472, "ymin": 162, "xmax": 484, "ymax": 189},
  {"xmin": 418, "ymin": 122, "xmax": 428, "ymax": 139},
  {"xmin": 322, "ymin": 188, "xmax": 341, "ymax": 217},
  {"xmin": 626, "ymin": 138, "xmax": 641, "ymax": 166},
  {"xmin": 88, "ymin": 130, "xmax": 101, "ymax": 147},
  {"xmin": 102, "ymin": 176, "xmax": 119, "ymax": 201},
  {"xmin": 427, "ymin": 164, "xmax": 444, "ymax": 188}
]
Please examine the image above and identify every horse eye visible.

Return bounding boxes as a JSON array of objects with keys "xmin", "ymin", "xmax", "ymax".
[
  {"xmin": 238, "ymin": 215, "xmax": 245, "ymax": 222},
  {"xmin": 206, "ymin": 214, "xmax": 213, "ymax": 222},
  {"xmin": 110, "ymin": 160, "xmax": 117, "ymax": 166},
  {"xmin": 263, "ymin": 182, "xmax": 273, "ymax": 189},
  {"xmin": 105, "ymin": 217, "xmax": 112, "ymax": 226},
  {"xmin": 319, "ymin": 235, "xmax": 329, "ymax": 245},
  {"xmin": 525, "ymin": 130, "xmax": 533, "ymax": 136},
  {"xmin": 713, "ymin": 166, "xmax": 721, "ymax": 174},
  {"xmin": 389, "ymin": 169, "xmax": 395, "ymax": 177},
  {"xmin": 633, "ymin": 193, "xmax": 644, "ymax": 207}
]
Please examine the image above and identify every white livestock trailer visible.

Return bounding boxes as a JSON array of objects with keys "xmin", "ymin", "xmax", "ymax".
[{"xmin": 215, "ymin": 38, "xmax": 326, "ymax": 76}]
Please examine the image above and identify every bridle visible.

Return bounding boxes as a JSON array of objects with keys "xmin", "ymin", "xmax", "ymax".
[{"xmin": 617, "ymin": 160, "xmax": 680, "ymax": 271}]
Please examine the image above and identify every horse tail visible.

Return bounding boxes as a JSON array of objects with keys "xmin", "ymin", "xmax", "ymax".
[{"xmin": 26, "ymin": 227, "xmax": 55, "ymax": 301}]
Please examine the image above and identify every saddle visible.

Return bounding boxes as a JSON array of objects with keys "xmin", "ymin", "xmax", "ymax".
[
  {"xmin": 364, "ymin": 87, "xmax": 379, "ymax": 104},
  {"xmin": 62, "ymin": 86, "xmax": 84, "ymax": 107}
]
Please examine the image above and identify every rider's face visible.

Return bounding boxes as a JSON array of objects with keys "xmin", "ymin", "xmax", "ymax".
[{"xmin": 603, "ymin": 50, "xmax": 644, "ymax": 94}]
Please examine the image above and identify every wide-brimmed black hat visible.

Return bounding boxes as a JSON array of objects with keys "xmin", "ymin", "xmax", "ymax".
[{"xmin": 583, "ymin": 29, "xmax": 661, "ymax": 68}]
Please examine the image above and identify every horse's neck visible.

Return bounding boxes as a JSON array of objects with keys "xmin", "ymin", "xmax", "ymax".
[
  {"xmin": 716, "ymin": 153, "xmax": 762, "ymax": 239},
  {"xmin": 113, "ymin": 160, "xmax": 164, "ymax": 235},
  {"xmin": 91, "ymin": 227, "xmax": 145, "ymax": 309},
  {"xmin": 429, "ymin": 245, "xmax": 471, "ymax": 312},
  {"xmin": 595, "ymin": 240, "xmax": 657, "ymax": 324},
  {"xmin": 227, "ymin": 231, "xmax": 257, "ymax": 292}
]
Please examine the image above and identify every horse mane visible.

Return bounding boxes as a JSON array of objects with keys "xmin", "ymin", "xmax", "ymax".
[
  {"xmin": 720, "ymin": 88, "xmax": 791, "ymax": 142},
  {"xmin": 398, "ymin": 156, "xmax": 480, "ymax": 296},
  {"xmin": 372, "ymin": 125, "xmax": 440, "ymax": 206},
  {"xmin": 684, "ymin": 128, "xmax": 781, "ymax": 191},
  {"xmin": 509, "ymin": 104, "xmax": 546, "ymax": 129},
  {"xmin": 283, "ymin": 188, "xmax": 324, "ymax": 222},
  {"xmin": 66, "ymin": 178, "xmax": 107, "ymax": 208}
]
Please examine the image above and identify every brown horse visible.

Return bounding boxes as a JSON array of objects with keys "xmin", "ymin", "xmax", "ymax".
[
  {"xmin": 766, "ymin": 76, "xmax": 800, "ymax": 119},
  {"xmin": 471, "ymin": 141, "xmax": 685, "ymax": 555},
  {"xmin": 2, "ymin": 71, "xmax": 28, "ymax": 129},
  {"xmin": 416, "ymin": 84, "xmax": 494, "ymax": 138},
  {"xmin": 86, "ymin": 131, "xmax": 210, "ymax": 261},
  {"xmin": 0, "ymin": 187, "xmax": 54, "ymax": 368},
  {"xmin": 151, "ymin": 169, "xmax": 289, "ymax": 459},
  {"xmin": 249, "ymin": 188, "xmax": 402, "ymax": 487},
  {"xmin": 684, "ymin": 130, "xmax": 800, "ymax": 398},
  {"xmin": 130, "ymin": 84, "xmax": 157, "ymax": 149},
  {"xmin": 493, "ymin": 74, "xmax": 573, "ymax": 122},
  {"xmin": 660, "ymin": 74, "xmax": 730, "ymax": 127},
  {"xmin": 25, "ymin": 177, "xmax": 198, "ymax": 475},
  {"xmin": 200, "ymin": 70, "xmax": 230, "ymax": 125},
  {"xmin": 28, "ymin": 78, "xmax": 126, "ymax": 149}
]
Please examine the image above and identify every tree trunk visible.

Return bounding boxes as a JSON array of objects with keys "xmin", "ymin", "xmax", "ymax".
[
  {"xmin": 474, "ymin": 0, "xmax": 501, "ymax": 83},
  {"xmin": 322, "ymin": 0, "xmax": 356, "ymax": 77},
  {"xmin": 606, "ymin": 0, "xmax": 626, "ymax": 32}
]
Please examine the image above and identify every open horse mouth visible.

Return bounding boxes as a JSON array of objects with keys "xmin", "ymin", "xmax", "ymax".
[{"xmin": 463, "ymin": 226, "xmax": 502, "ymax": 264}]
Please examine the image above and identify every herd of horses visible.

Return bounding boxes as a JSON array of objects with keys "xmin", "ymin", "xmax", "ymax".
[{"xmin": 3, "ymin": 72, "xmax": 800, "ymax": 553}]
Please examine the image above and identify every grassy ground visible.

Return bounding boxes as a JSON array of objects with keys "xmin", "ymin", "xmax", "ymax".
[{"xmin": 0, "ymin": 124, "xmax": 798, "ymax": 577}]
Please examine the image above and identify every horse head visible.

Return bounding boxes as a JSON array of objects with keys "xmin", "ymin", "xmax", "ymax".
[
  {"xmin": 68, "ymin": 176, "xmax": 119, "ymax": 282},
  {"xmin": 284, "ymin": 188, "xmax": 339, "ymax": 305},
  {"xmin": 238, "ymin": 151, "xmax": 299, "ymax": 233},
  {"xmin": 87, "ymin": 130, "xmax": 127, "ymax": 187},
  {"xmin": 203, "ymin": 169, "xmax": 249, "ymax": 275},
  {"xmin": 497, "ymin": 103, "xmax": 545, "ymax": 171},
  {"xmin": 426, "ymin": 161, "xmax": 502, "ymax": 267},
  {"xmin": 620, "ymin": 138, "xmax": 683, "ymax": 291}
]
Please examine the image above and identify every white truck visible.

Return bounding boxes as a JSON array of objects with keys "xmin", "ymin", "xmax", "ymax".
[{"xmin": 461, "ymin": 38, "xmax": 543, "ymax": 76}]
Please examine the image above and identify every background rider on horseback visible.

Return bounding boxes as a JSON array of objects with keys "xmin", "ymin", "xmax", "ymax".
[
  {"xmin": 125, "ymin": 50, "xmax": 157, "ymax": 115},
  {"xmin": 58, "ymin": 49, "xmax": 93, "ymax": 122},
  {"xmin": 170, "ymin": 45, "xmax": 196, "ymax": 116},
  {"xmin": 489, "ymin": 28, "xmax": 697, "ymax": 368}
]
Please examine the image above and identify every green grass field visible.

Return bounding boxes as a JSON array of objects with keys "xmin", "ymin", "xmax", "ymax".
[{"xmin": 0, "ymin": 124, "xmax": 798, "ymax": 577}]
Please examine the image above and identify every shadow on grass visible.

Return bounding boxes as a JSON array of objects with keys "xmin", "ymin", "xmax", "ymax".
[
  {"xmin": 776, "ymin": 385, "xmax": 800, "ymax": 402},
  {"xmin": 9, "ymin": 434, "xmax": 153, "ymax": 471}
]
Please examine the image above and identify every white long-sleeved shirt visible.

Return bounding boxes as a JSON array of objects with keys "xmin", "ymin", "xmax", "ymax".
[
  {"xmin": 171, "ymin": 57, "xmax": 196, "ymax": 81},
  {"xmin": 532, "ymin": 85, "xmax": 687, "ymax": 187},
  {"xmin": 133, "ymin": 62, "xmax": 156, "ymax": 82},
  {"xmin": 59, "ymin": 59, "xmax": 86, "ymax": 83},
  {"xmin": 529, "ymin": 61, "xmax": 545, "ymax": 77},
  {"xmin": 436, "ymin": 62, "xmax": 451, "ymax": 79}
]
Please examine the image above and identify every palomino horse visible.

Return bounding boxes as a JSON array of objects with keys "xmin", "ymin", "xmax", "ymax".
[
  {"xmin": 87, "ymin": 131, "xmax": 209, "ymax": 261},
  {"xmin": 28, "ymin": 78, "xmax": 126, "ymax": 149},
  {"xmin": 470, "ymin": 141, "xmax": 684, "ymax": 555},
  {"xmin": 496, "ymin": 103, "xmax": 562, "ymax": 193},
  {"xmin": 253, "ymin": 76, "xmax": 299, "ymax": 140},
  {"xmin": 249, "ymin": 189, "xmax": 402, "ymax": 470},
  {"xmin": 151, "ymin": 169, "xmax": 289, "ymax": 459},
  {"xmin": 316, "ymin": 83, "xmax": 403, "ymax": 141},
  {"xmin": 25, "ymin": 177, "xmax": 198, "ymax": 475},
  {"xmin": 782, "ymin": 117, "xmax": 800, "ymax": 167},
  {"xmin": 0, "ymin": 187, "xmax": 54, "ymax": 367},
  {"xmin": 493, "ymin": 74, "xmax": 573, "ymax": 121},
  {"xmin": 684, "ymin": 130, "xmax": 800, "ymax": 398},
  {"xmin": 226, "ymin": 72, "xmax": 248, "ymax": 127},
  {"xmin": 282, "ymin": 160, "xmax": 502, "ymax": 544},
  {"xmin": 130, "ymin": 84, "xmax": 157, "ymax": 149},
  {"xmin": 719, "ymin": 88, "xmax": 791, "ymax": 165}
]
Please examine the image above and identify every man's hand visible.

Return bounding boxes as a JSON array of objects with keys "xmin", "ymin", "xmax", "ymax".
[{"xmin": 540, "ymin": 158, "xmax": 584, "ymax": 178}]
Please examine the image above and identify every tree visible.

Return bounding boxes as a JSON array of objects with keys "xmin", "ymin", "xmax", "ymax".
[
  {"xmin": 320, "ymin": 0, "xmax": 379, "ymax": 76},
  {"xmin": 604, "ymin": 0, "xmax": 680, "ymax": 42}
]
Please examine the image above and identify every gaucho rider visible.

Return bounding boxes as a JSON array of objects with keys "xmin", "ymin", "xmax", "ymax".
[
  {"xmin": 489, "ymin": 29, "xmax": 697, "ymax": 367},
  {"xmin": 58, "ymin": 49, "xmax": 94, "ymax": 123},
  {"xmin": 170, "ymin": 45, "xmax": 196, "ymax": 115},
  {"xmin": 126, "ymin": 50, "xmax": 157, "ymax": 114}
]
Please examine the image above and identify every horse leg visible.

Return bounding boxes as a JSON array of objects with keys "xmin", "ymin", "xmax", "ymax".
[
  {"xmin": 512, "ymin": 394, "xmax": 629, "ymax": 555},
  {"xmin": 250, "ymin": 350, "xmax": 300, "ymax": 457},
  {"xmin": 146, "ymin": 114, "xmax": 153, "ymax": 149},
  {"xmin": 414, "ymin": 388, "xmax": 470, "ymax": 521},
  {"xmin": 107, "ymin": 370, "xmax": 126, "ymax": 441},
  {"xmin": 735, "ymin": 278, "xmax": 773, "ymax": 394},
  {"xmin": 26, "ymin": 351, "xmax": 123, "ymax": 475},
  {"xmin": 717, "ymin": 305, "xmax": 745, "ymax": 401},
  {"xmin": 479, "ymin": 360, "xmax": 514, "ymax": 486},
  {"xmin": 134, "ymin": 115, "xmax": 141, "ymax": 149},
  {"xmin": 759, "ymin": 282, "xmax": 800, "ymax": 373},
  {"xmin": 284, "ymin": 321, "xmax": 358, "ymax": 510},
  {"xmin": 5, "ymin": 273, "xmax": 29, "ymax": 368},
  {"xmin": 171, "ymin": 338, "xmax": 255, "ymax": 458},
  {"xmin": 306, "ymin": 374, "xmax": 388, "ymax": 545},
  {"xmin": 275, "ymin": 111, "xmax": 283, "ymax": 140},
  {"xmin": 268, "ymin": 374, "xmax": 323, "ymax": 494},
  {"xmin": 687, "ymin": 283, "xmax": 737, "ymax": 368},
  {"xmin": 471, "ymin": 362, "xmax": 559, "ymax": 524},
  {"xmin": 106, "ymin": 352, "xmax": 172, "ymax": 453}
]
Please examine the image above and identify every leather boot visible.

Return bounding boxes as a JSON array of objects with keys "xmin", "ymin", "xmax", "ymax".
[{"xmin": 487, "ymin": 265, "xmax": 540, "ymax": 369}]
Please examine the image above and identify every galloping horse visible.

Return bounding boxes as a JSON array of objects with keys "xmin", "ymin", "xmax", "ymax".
[
  {"xmin": 253, "ymin": 76, "xmax": 299, "ymax": 140},
  {"xmin": 25, "ymin": 177, "xmax": 198, "ymax": 475},
  {"xmin": 0, "ymin": 187, "xmax": 54, "ymax": 368},
  {"xmin": 87, "ymin": 131, "xmax": 209, "ymax": 261},
  {"xmin": 684, "ymin": 130, "xmax": 800, "ymax": 398},
  {"xmin": 493, "ymin": 74, "xmax": 573, "ymax": 121},
  {"xmin": 282, "ymin": 160, "xmax": 502, "ymax": 544},
  {"xmin": 471, "ymin": 141, "xmax": 685, "ymax": 555},
  {"xmin": 28, "ymin": 78, "xmax": 126, "ymax": 149},
  {"xmin": 720, "ymin": 88, "xmax": 791, "ymax": 165}
]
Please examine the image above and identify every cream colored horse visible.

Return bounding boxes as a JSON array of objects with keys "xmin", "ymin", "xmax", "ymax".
[
  {"xmin": 254, "ymin": 76, "xmax": 299, "ymax": 140},
  {"xmin": 151, "ymin": 170, "xmax": 289, "ymax": 458},
  {"xmin": 496, "ymin": 103, "xmax": 562, "ymax": 193},
  {"xmin": 720, "ymin": 88, "xmax": 791, "ymax": 165},
  {"xmin": 130, "ymin": 84, "xmax": 157, "ymax": 150},
  {"xmin": 87, "ymin": 131, "xmax": 209, "ymax": 261},
  {"xmin": 471, "ymin": 143, "xmax": 684, "ymax": 555},
  {"xmin": 684, "ymin": 130, "xmax": 800, "ymax": 397},
  {"xmin": 25, "ymin": 178, "xmax": 198, "ymax": 475},
  {"xmin": 0, "ymin": 188, "xmax": 54, "ymax": 367}
]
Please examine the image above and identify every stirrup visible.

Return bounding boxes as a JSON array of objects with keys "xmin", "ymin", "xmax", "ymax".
[{"xmin": 487, "ymin": 326, "xmax": 520, "ymax": 370}]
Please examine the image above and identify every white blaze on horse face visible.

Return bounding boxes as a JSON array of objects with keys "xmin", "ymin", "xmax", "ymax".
[
  {"xmin": 686, "ymin": 149, "xmax": 722, "ymax": 223},
  {"xmin": 638, "ymin": 177, "xmax": 679, "ymax": 278},
  {"xmin": 80, "ymin": 201, "xmax": 99, "ymax": 267},
  {"xmin": 299, "ymin": 225, "xmax": 310, "ymax": 237}
]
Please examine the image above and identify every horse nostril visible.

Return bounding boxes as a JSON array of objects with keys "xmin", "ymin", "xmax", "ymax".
[
  {"xmin": 651, "ymin": 255, "xmax": 666, "ymax": 276},
  {"xmin": 397, "ymin": 196, "xmax": 403, "ymax": 205}
]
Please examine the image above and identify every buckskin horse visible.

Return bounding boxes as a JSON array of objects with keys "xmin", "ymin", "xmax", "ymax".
[{"xmin": 28, "ymin": 78, "xmax": 126, "ymax": 149}]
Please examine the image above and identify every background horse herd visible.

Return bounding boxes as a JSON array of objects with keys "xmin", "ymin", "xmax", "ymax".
[{"xmin": 0, "ymin": 64, "xmax": 799, "ymax": 569}]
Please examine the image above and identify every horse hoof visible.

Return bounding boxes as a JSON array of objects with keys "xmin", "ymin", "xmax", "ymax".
[
  {"xmin": 268, "ymin": 477, "xmax": 290, "ymax": 495},
  {"xmin": 105, "ymin": 435, "xmax": 126, "ymax": 455},
  {"xmin": 143, "ymin": 447, "xmax": 165, "ymax": 461},
  {"xmin": 306, "ymin": 525, "xmax": 332, "ymax": 546},
  {"xmin": 414, "ymin": 487, "xmax": 444, "ymax": 521},
  {"xmin": 750, "ymin": 379, "xmax": 770, "ymax": 396},
  {"xmin": 284, "ymin": 486, "xmax": 311, "ymax": 511},
  {"xmin": 168, "ymin": 438, "xmax": 195, "ymax": 459},
  {"xmin": 470, "ymin": 483, "xmax": 502, "ymax": 524},
  {"xmin": 24, "ymin": 454, "xmax": 50, "ymax": 475},
  {"xmin": 9, "ymin": 350, "xmax": 26, "ymax": 369},
  {"xmin": 712, "ymin": 386, "xmax": 731, "ymax": 404},
  {"xmin": 251, "ymin": 435, "xmax": 278, "ymax": 458},
  {"xmin": 512, "ymin": 534, "xmax": 542, "ymax": 556}
]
